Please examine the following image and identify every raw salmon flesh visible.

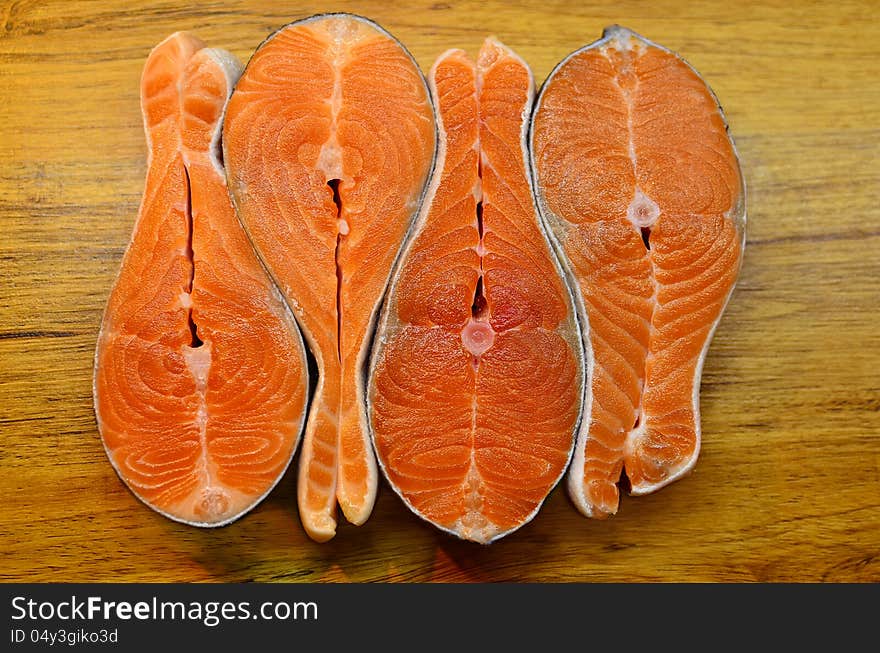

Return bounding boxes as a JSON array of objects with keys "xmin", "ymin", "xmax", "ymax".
[
  {"xmin": 93, "ymin": 33, "xmax": 309, "ymax": 526},
  {"xmin": 222, "ymin": 14, "xmax": 436, "ymax": 541},
  {"xmin": 95, "ymin": 20, "xmax": 744, "ymax": 540},
  {"xmin": 530, "ymin": 26, "xmax": 745, "ymax": 518},
  {"xmin": 368, "ymin": 39, "xmax": 584, "ymax": 543}
]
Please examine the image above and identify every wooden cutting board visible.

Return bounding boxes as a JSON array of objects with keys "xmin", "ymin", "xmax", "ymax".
[{"xmin": 1, "ymin": 0, "xmax": 877, "ymax": 582}]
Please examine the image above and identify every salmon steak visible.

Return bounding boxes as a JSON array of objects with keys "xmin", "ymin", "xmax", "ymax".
[
  {"xmin": 369, "ymin": 39, "xmax": 584, "ymax": 543},
  {"xmin": 222, "ymin": 14, "xmax": 436, "ymax": 541},
  {"xmin": 530, "ymin": 26, "xmax": 746, "ymax": 518},
  {"xmin": 93, "ymin": 33, "xmax": 309, "ymax": 526}
]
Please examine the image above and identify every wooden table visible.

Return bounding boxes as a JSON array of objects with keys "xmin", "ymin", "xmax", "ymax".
[{"xmin": 1, "ymin": 0, "xmax": 877, "ymax": 583}]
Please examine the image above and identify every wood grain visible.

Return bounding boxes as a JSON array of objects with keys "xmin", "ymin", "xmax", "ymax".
[{"xmin": 1, "ymin": 0, "xmax": 877, "ymax": 583}]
